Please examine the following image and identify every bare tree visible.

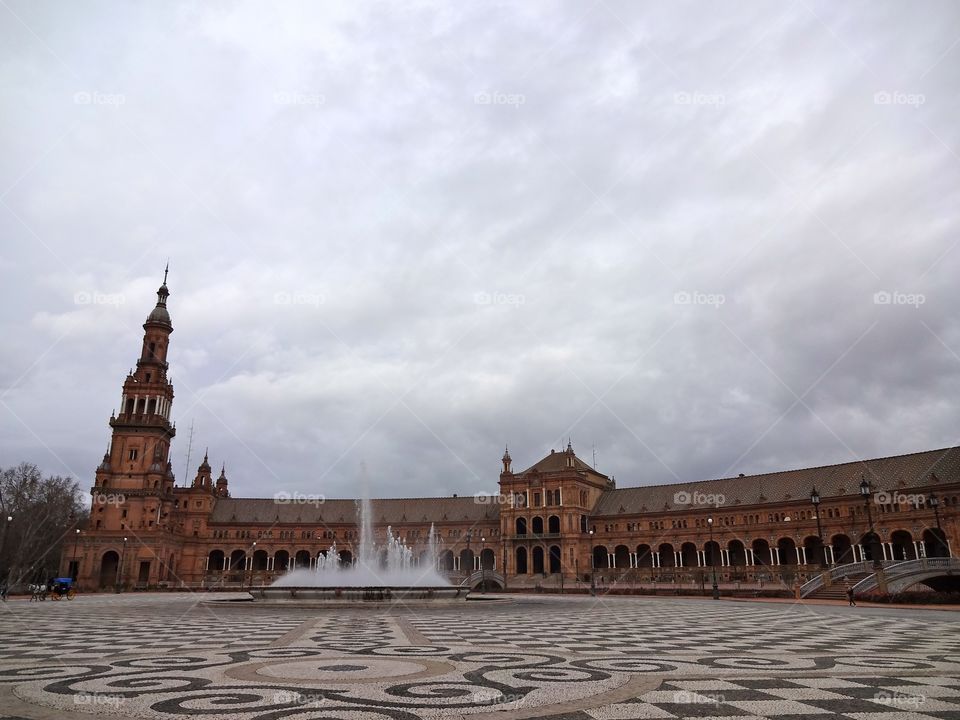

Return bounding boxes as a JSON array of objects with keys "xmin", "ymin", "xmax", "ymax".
[{"xmin": 0, "ymin": 463, "xmax": 87, "ymax": 587}]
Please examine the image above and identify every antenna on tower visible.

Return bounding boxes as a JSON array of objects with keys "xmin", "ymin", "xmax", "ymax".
[
  {"xmin": 592, "ymin": 443, "xmax": 597, "ymax": 469},
  {"xmin": 182, "ymin": 420, "xmax": 196, "ymax": 487}
]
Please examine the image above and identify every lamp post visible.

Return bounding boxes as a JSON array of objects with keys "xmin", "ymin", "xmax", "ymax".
[
  {"xmin": 0, "ymin": 515, "xmax": 12, "ymax": 584},
  {"xmin": 708, "ymin": 517, "xmax": 719, "ymax": 600},
  {"xmin": 480, "ymin": 536, "xmax": 486, "ymax": 593},
  {"xmin": 929, "ymin": 493, "xmax": 946, "ymax": 557},
  {"xmin": 588, "ymin": 529, "xmax": 596, "ymax": 596},
  {"xmin": 72, "ymin": 529, "xmax": 81, "ymax": 581},
  {"xmin": 116, "ymin": 536, "xmax": 128, "ymax": 592},
  {"xmin": 810, "ymin": 488, "xmax": 825, "ymax": 567},
  {"xmin": 243, "ymin": 541, "xmax": 257, "ymax": 591},
  {"xmin": 859, "ymin": 475, "xmax": 880, "ymax": 567}
]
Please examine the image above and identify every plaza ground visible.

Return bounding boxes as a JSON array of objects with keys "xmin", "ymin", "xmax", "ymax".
[{"xmin": 0, "ymin": 592, "xmax": 958, "ymax": 719}]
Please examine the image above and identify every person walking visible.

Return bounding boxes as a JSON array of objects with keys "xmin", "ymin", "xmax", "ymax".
[{"xmin": 846, "ymin": 585, "xmax": 856, "ymax": 606}]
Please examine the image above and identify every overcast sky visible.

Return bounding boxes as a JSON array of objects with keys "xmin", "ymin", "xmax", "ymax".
[{"xmin": 1, "ymin": 1, "xmax": 959, "ymax": 502}]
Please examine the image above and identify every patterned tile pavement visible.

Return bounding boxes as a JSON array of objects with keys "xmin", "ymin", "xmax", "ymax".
[{"xmin": 0, "ymin": 592, "xmax": 957, "ymax": 719}]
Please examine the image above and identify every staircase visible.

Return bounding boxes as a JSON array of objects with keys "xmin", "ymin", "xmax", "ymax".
[{"xmin": 806, "ymin": 572, "xmax": 871, "ymax": 600}]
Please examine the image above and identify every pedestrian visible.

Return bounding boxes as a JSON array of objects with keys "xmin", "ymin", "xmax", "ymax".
[
  {"xmin": 846, "ymin": 586, "xmax": 856, "ymax": 606},
  {"xmin": 0, "ymin": 580, "xmax": 8, "ymax": 602}
]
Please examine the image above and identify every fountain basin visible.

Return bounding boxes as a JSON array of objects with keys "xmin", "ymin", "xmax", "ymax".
[{"xmin": 250, "ymin": 585, "xmax": 467, "ymax": 603}]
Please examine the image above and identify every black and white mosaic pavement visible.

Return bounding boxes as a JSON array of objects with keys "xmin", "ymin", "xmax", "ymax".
[{"xmin": 1, "ymin": 593, "xmax": 958, "ymax": 719}]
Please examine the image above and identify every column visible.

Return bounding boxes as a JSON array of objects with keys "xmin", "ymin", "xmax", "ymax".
[
  {"xmin": 798, "ymin": 547, "xmax": 805, "ymax": 565},
  {"xmin": 204, "ymin": 556, "xmax": 209, "ymax": 571},
  {"xmin": 654, "ymin": 551, "xmax": 660, "ymax": 568},
  {"xmin": 222, "ymin": 556, "xmax": 229, "ymax": 571},
  {"xmin": 676, "ymin": 551, "xmax": 682, "ymax": 567},
  {"xmin": 828, "ymin": 546, "xmax": 835, "ymax": 564},
  {"xmin": 608, "ymin": 553, "xmax": 614, "ymax": 568}
]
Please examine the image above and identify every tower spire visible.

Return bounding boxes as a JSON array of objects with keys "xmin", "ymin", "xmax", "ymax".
[{"xmin": 163, "ymin": 260, "xmax": 169, "ymax": 286}]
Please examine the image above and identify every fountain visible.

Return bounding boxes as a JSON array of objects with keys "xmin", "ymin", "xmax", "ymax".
[{"xmin": 249, "ymin": 498, "xmax": 465, "ymax": 603}]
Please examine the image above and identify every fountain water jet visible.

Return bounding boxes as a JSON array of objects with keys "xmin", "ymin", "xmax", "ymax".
[{"xmin": 251, "ymin": 496, "xmax": 462, "ymax": 602}]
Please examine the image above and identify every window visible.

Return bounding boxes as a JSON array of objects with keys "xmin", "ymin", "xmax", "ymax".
[{"xmin": 128, "ymin": 449, "xmax": 138, "ymax": 461}]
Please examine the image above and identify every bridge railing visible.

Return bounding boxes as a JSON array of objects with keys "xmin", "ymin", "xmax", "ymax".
[
  {"xmin": 852, "ymin": 557, "xmax": 960, "ymax": 594},
  {"xmin": 800, "ymin": 560, "xmax": 876, "ymax": 598}
]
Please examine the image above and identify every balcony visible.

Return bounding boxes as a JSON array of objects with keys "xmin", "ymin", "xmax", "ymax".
[{"xmin": 506, "ymin": 532, "xmax": 561, "ymax": 541}]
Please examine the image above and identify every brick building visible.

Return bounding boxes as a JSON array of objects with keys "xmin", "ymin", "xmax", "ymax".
[{"xmin": 65, "ymin": 278, "xmax": 960, "ymax": 591}]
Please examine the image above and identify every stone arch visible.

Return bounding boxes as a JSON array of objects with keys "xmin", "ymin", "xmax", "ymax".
[
  {"xmin": 636, "ymin": 544, "xmax": 653, "ymax": 568},
  {"xmin": 532, "ymin": 516, "xmax": 544, "ymax": 534},
  {"xmin": 727, "ymin": 539, "xmax": 746, "ymax": 566},
  {"xmin": 658, "ymin": 542, "xmax": 675, "ymax": 567},
  {"xmin": 614, "ymin": 544, "xmax": 630, "ymax": 569},
  {"xmin": 99, "ymin": 550, "xmax": 119, "ymax": 588},
  {"xmin": 207, "ymin": 549, "xmax": 225, "ymax": 573},
  {"xmin": 592, "ymin": 545, "xmax": 609, "ymax": 569},
  {"xmin": 437, "ymin": 549, "xmax": 454, "ymax": 572},
  {"xmin": 680, "ymin": 542, "xmax": 698, "ymax": 567},
  {"xmin": 777, "ymin": 537, "xmax": 797, "ymax": 565},
  {"xmin": 831, "ymin": 534, "xmax": 853, "ymax": 564},
  {"xmin": 294, "ymin": 550, "xmax": 311, "ymax": 569},
  {"xmin": 229, "ymin": 549, "xmax": 246, "ymax": 572},
  {"xmin": 252, "ymin": 549, "xmax": 268, "ymax": 571},
  {"xmin": 532, "ymin": 546, "xmax": 545, "ymax": 574},
  {"xmin": 548, "ymin": 545, "xmax": 561, "ymax": 574},
  {"xmin": 548, "ymin": 515, "xmax": 560, "ymax": 534},
  {"xmin": 460, "ymin": 548, "xmax": 475, "ymax": 573},
  {"xmin": 515, "ymin": 517, "xmax": 527, "ymax": 536},
  {"xmin": 515, "ymin": 546, "xmax": 528, "ymax": 574},
  {"xmin": 752, "ymin": 538, "xmax": 770, "ymax": 565},
  {"xmin": 274, "ymin": 550, "xmax": 290, "ymax": 572},
  {"xmin": 480, "ymin": 548, "xmax": 495, "ymax": 570}
]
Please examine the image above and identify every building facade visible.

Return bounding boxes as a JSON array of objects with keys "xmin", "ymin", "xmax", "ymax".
[{"xmin": 66, "ymin": 281, "xmax": 960, "ymax": 591}]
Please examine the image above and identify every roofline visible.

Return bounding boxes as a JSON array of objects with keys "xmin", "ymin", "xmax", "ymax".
[{"xmin": 607, "ymin": 445, "xmax": 958, "ymax": 493}]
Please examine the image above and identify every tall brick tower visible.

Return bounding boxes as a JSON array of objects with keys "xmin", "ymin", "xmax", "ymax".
[{"xmin": 85, "ymin": 267, "xmax": 180, "ymax": 588}]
